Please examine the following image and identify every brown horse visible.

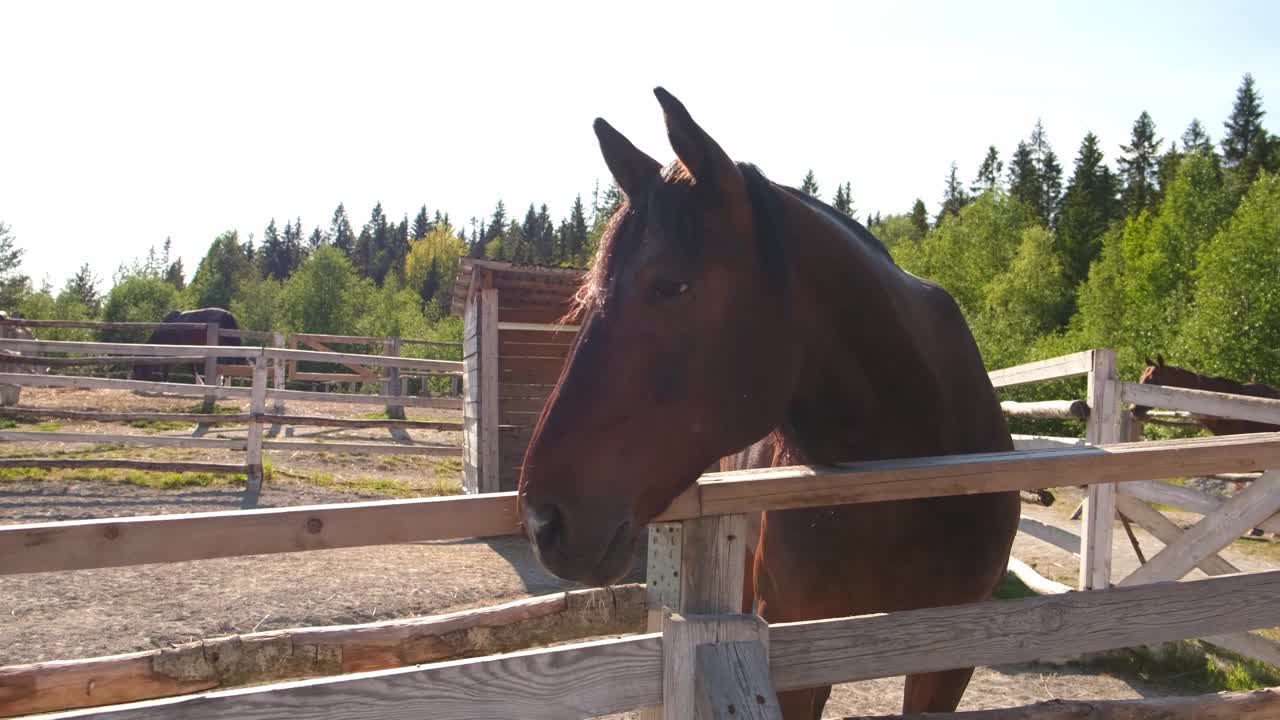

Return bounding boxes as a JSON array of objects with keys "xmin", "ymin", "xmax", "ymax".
[
  {"xmin": 517, "ymin": 88, "xmax": 1019, "ymax": 719},
  {"xmin": 1133, "ymin": 354, "xmax": 1280, "ymax": 435}
]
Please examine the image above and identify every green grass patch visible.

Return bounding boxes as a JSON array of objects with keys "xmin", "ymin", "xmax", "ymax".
[
  {"xmin": 286, "ymin": 469, "xmax": 462, "ymax": 498},
  {"xmin": 128, "ymin": 419, "xmax": 194, "ymax": 433},
  {"xmin": 993, "ymin": 572, "xmax": 1038, "ymax": 600},
  {"xmin": 1093, "ymin": 640, "xmax": 1280, "ymax": 693},
  {"xmin": 0, "ymin": 417, "xmax": 62, "ymax": 431},
  {"xmin": 181, "ymin": 402, "xmax": 241, "ymax": 415},
  {"xmin": 0, "ymin": 466, "xmax": 241, "ymax": 489}
]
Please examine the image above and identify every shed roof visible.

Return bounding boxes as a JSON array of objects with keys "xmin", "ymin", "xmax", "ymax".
[{"xmin": 449, "ymin": 259, "xmax": 586, "ymax": 318}]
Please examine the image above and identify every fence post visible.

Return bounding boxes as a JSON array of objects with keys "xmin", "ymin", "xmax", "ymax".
[
  {"xmin": 201, "ymin": 323, "xmax": 220, "ymax": 414},
  {"xmin": 662, "ymin": 613, "xmax": 779, "ymax": 720},
  {"xmin": 643, "ymin": 513, "xmax": 750, "ymax": 720},
  {"xmin": 1081, "ymin": 348, "xmax": 1122, "ymax": 590},
  {"xmin": 267, "ymin": 332, "xmax": 286, "ymax": 438},
  {"xmin": 478, "ymin": 287, "xmax": 500, "ymax": 494},
  {"xmin": 384, "ymin": 337, "xmax": 410, "ymax": 442},
  {"xmin": 243, "ymin": 352, "xmax": 268, "ymax": 509}
]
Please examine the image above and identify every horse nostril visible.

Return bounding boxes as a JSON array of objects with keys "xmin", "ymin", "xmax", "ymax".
[{"xmin": 527, "ymin": 502, "xmax": 565, "ymax": 553}]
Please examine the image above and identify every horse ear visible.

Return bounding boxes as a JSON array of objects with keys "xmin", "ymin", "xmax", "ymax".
[
  {"xmin": 593, "ymin": 118, "xmax": 660, "ymax": 201},
  {"xmin": 1157, "ymin": 354, "xmax": 1165, "ymax": 366},
  {"xmin": 653, "ymin": 87, "xmax": 744, "ymax": 196},
  {"xmin": 1145, "ymin": 356, "xmax": 1154, "ymax": 366}
]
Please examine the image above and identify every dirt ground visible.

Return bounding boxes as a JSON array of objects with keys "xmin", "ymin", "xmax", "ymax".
[{"xmin": 2, "ymin": 388, "xmax": 1277, "ymax": 718}]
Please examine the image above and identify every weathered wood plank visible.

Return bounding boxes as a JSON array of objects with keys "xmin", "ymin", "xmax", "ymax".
[
  {"xmin": 695, "ymin": 641, "xmax": 780, "ymax": 720},
  {"xmin": 1120, "ymin": 470, "xmax": 1280, "ymax": 587},
  {"xmin": 1010, "ymin": 434, "xmax": 1088, "ymax": 451},
  {"xmin": 252, "ymin": 414, "xmax": 460, "ymax": 431},
  {"xmin": 0, "ymin": 372, "xmax": 253, "ymax": 399},
  {"xmin": 660, "ymin": 614, "xmax": 775, "ymax": 720},
  {"xmin": 0, "ymin": 492, "xmax": 520, "ymax": 575},
  {"xmin": 0, "ymin": 459, "xmax": 243, "ymax": 474},
  {"xmin": 987, "ymin": 351, "xmax": 1093, "ymax": 389},
  {"xmin": 1113, "ymin": 495, "xmax": 1240, "ymax": 576},
  {"xmin": 0, "ymin": 585, "xmax": 647, "ymax": 717},
  {"xmin": 768, "ymin": 570, "xmax": 1280, "ymax": 692},
  {"xmin": 1001, "ymin": 399, "xmax": 1090, "ymax": 420},
  {"xmin": 0, "ymin": 319, "xmax": 206, "ymax": 331},
  {"xmin": 261, "ymin": 440, "xmax": 462, "ymax": 457},
  {"xmin": 1081, "ymin": 349, "xmax": 1121, "ymax": 590},
  {"xmin": 0, "ymin": 408, "xmax": 252, "ymax": 424},
  {"xmin": 680, "ymin": 433, "xmax": 1280, "ymax": 521},
  {"xmin": 680, "ymin": 514, "xmax": 749, "ymax": 614},
  {"xmin": 243, "ymin": 355, "xmax": 268, "ymax": 503},
  {"xmin": 496, "ymin": 321, "xmax": 581, "ymax": 332},
  {"xmin": 1121, "ymin": 382, "xmax": 1280, "ymax": 426},
  {"xmin": 499, "ymin": 356, "xmax": 567, "ymax": 385},
  {"xmin": 839, "ymin": 687, "xmax": 1280, "ymax": 719},
  {"xmin": 263, "ymin": 387, "xmax": 462, "ymax": 409},
  {"xmin": 0, "ymin": 354, "xmax": 208, "ymax": 367},
  {"xmin": 479, "ymin": 287, "xmax": 500, "ymax": 494},
  {"xmin": 39, "ymin": 633, "xmax": 663, "ymax": 720},
  {"xmin": 0, "ymin": 431, "xmax": 245, "ymax": 449}
]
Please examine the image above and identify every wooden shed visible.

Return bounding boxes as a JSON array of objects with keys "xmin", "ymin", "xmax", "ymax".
[{"xmin": 452, "ymin": 259, "xmax": 585, "ymax": 493}]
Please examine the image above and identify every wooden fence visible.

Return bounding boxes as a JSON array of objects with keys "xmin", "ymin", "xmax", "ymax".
[
  {"xmin": 4, "ymin": 348, "xmax": 1280, "ymax": 718},
  {"xmin": 0, "ymin": 337, "xmax": 465, "ymax": 506}
]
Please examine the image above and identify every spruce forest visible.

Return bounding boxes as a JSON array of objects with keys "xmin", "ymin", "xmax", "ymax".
[{"xmin": 1, "ymin": 74, "xmax": 1278, "ymax": 386}]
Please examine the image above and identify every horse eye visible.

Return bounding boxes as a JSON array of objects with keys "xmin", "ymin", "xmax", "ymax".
[{"xmin": 652, "ymin": 279, "xmax": 690, "ymax": 301}]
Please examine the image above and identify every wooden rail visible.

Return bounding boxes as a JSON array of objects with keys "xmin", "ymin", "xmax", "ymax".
[
  {"xmin": 5, "ymin": 432, "xmax": 1280, "ymax": 576},
  {"xmin": 1121, "ymin": 381, "xmax": 1280, "ymax": 426},
  {"xmin": 29, "ymin": 570, "xmax": 1280, "ymax": 720}
]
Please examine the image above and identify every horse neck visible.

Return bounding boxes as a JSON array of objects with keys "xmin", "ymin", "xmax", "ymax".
[{"xmin": 769, "ymin": 190, "xmax": 954, "ymax": 464}]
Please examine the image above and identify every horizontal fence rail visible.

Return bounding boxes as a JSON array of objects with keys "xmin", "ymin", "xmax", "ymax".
[
  {"xmin": 32, "ymin": 570, "xmax": 1280, "ymax": 720},
  {"xmin": 6, "ymin": 432, "xmax": 1280, "ymax": 576},
  {"xmin": 1121, "ymin": 381, "xmax": 1280, "ymax": 426}
]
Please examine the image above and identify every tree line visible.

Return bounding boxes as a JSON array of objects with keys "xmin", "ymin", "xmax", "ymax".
[{"xmin": 0, "ymin": 74, "xmax": 1276, "ymax": 382}]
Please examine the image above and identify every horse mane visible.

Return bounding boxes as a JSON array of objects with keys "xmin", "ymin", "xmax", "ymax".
[{"xmin": 568, "ymin": 161, "xmax": 887, "ymax": 321}]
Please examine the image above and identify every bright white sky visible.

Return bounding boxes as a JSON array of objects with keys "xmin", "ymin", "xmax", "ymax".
[{"xmin": 2, "ymin": 0, "xmax": 1277, "ymax": 290}]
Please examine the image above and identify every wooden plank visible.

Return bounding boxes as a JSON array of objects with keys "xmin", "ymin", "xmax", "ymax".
[
  {"xmin": 0, "ymin": 585, "xmax": 647, "ymax": 717},
  {"xmin": 0, "ymin": 338, "xmax": 257, "ymax": 358},
  {"xmin": 1018, "ymin": 516, "xmax": 1081, "ymax": 556},
  {"xmin": 496, "ymin": 321, "xmax": 582, "ymax": 332},
  {"xmin": 0, "ymin": 492, "xmax": 520, "ymax": 575},
  {"xmin": 295, "ymin": 336, "xmax": 377, "ymax": 380},
  {"xmin": 291, "ymin": 333, "xmax": 395, "ymax": 345},
  {"xmin": 253, "ymin": 414, "xmax": 461, "ymax": 431},
  {"xmin": 1006, "ymin": 556, "xmax": 1073, "ymax": 596},
  {"xmin": 1120, "ymin": 479, "xmax": 1280, "ymax": 535},
  {"xmin": 767, "ymin": 570, "xmax": 1280, "ymax": 693},
  {"xmin": 0, "ymin": 408, "xmax": 252, "ymax": 424},
  {"xmin": 498, "ymin": 328, "xmax": 577, "ymax": 345},
  {"xmin": 1120, "ymin": 470, "xmax": 1280, "ymax": 587},
  {"xmin": 264, "ymin": 347, "xmax": 460, "ymax": 374},
  {"xmin": 661, "ymin": 614, "xmax": 776, "ymax": 720},
  {"xmin": 500, "ymin": 343, "xmax": 572, "ymax": 361},
  {"xmin": 1001, "ymin": 399, "xmax": 1090, "ymax": 420},
  {"xmin": 0, "ymin": 372, "xmax": 253, "ymax": 400},
  {"xmin": 41, "ymin": 633, "xmax": 663, "ymax": 720},
  {"xmin": 0, "ymin": 354, "xmax": 207, "ymax": 367},
  {"xmin": 270, "ymin": 333, "xmax": 286, "ymax": 416},
  {"xmin": 987, "ymin": 351, "xmax": 1093, "ymax": 389},
  {"xmin": 261, "ymin": 440, "xmax": 462, "ymax": 457},
  {"xmin": 499, "ymin": 382, "xmax": 555, "ymax": 400},
  {"xmin": 262, "ymin": 387, "xmax": 462, "ymax": 409},
  {"xmin": 839, "ymin": 687, "xmax": 1280, "ymax": 719},
  {"xmin": 500, "ymin": 396, "xmax": 549, "ymax": 415},
  {"xmin": 0, "ymin": 319, "xmax": 206, "ymax": 330},
  {"xmin": 695, "ymin": 641, "xmax": 780, "ymax": 720},
  {"xmin": 1112, "ymin": 494, "xmax": 1280, "ymax": 668},
  {"xmin": 201, "ymin": 323, "xmax": 219, "ymax": 411},
  {"xmin": 383, "ymin": 337, "xmax": 406, "ymax": 425},
  {"xmin": 479, "ymin": 287, "xmax": 500, "ymax": 494},
  {"xmin": 0, "ymin": 459, "xmax": 243, "ymax": 474},
  {"xmin": 291, "ymin": 371, "xmax": 385, "ymax": 383},
  {"xmin": 244, "ymin": 355, "xmax": 268, "ymax": 504},
  {"xmin": 0, "ymin": 431, "xmax": 245, "ymax": 449},
  {"xmin": 1121, "ymin": 381, "xmax": 1280, "ymax": 426},
  {"xmin": 680, "ymin": 514, "xmax": 749, "ymax": 614},
  {"xmin": 680, "ymin": 433, "xmax": 1280, "ymax": 521},
  {"xmin": 499, "ymin": 356, "xmax": 567, "ymax": 385},
  {"xmin": 1081, "ymin": 349, "xmax": 1121, "ymax": 590},
  {"xmin": 498, "ymin": 306, "xmax": 574, "ymax": 325}
]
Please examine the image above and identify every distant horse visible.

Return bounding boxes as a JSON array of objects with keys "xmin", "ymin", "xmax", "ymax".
[
  {"xmin": 132, "ymin": 307, "xmax": 245, "ymax": 382},
  {"xmin": 517, "ymin": 89, "xmax": 1019, "ymax": 719},
  {"xmin": 1132, "ymin": 354, "xmax": 1280, "ymax": 435}
]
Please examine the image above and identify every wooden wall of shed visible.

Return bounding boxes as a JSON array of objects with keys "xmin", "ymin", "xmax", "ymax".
[
  {"xmin": 496, "ymin": 314, "xmax": 578, "ymax": 492},
  {"xmin": 462, "ymin": 299, "xmax": 480, "ymax": 494}
]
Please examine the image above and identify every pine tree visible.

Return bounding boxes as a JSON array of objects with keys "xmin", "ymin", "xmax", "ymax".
[
  {"xmin": 972, "ymin": 145, "xmax": 1002, "ymax": 194},
  {"xmin": 261, "ymin": 218, "xmax": 284, "ymax": 279},
  {"xmin": 0, "ymin": 222, "xmax": 32, "ymax": 309},
  {"xmin": 308, "ymin": 227, "xmax": 324, "ymax": 248},
  {"xmin": 64, "ymin": 263, "xmax": 100, "ymax": 314},
  {"xmin": 330, "ymin": 203, "xmax": 356, "ymax": 257},
  {"xmin": 800, "ymin": 170, "xmax": 820, "ymax": 198},
  {"xmin": 1007, "ymin": 141, "xmax": 1039, "ymax": 212},
  {"xmin": 936, "ymin": 162, "xmax": 970, "ymax": 225},
  {"xmin": 534, "ymin": 204, "xmax": 555, "ymax": 264},
  {"xmin": 832, "ymin": 181, "xmax": 854, "ymax": 216},
  {"xmin": 909, "ymin": 199, "xmax": 929, "ymax": 236},
  {"xmin": 412, "ymin": 205, "xmax": 431, "ymax": 240},
  {"xmin": 1118, "ymin": 110, "xmax": 1163, "ymax": 216},
  {"xmin": 1182, "ymin": 119, "xmax": 1213, "ymax": 154},
  {"xmin": 1157, "ymin": 141, "xmax": 1184, "ymax": 203},
  {"xmin": 566, "ymin": 195, "xmax": 589, "ymax": 265},
  {"xmin": 1028, "ymin": 120, "xmax": 1063, "ymax": 226},
  {"xmin": 1056, "ymin": 132, "xmax": 1121, "ymax": 286},
  {"xmin": 484, "ymin": 200, "xmax": 507, "ymax": 245},
  {"xmin": 164, "ymin": 258, "xmax": 185, "ymax": 290},
  {"xmin": 1222, "ymin": 73, "xmax": 1267, "ymax": 169}
]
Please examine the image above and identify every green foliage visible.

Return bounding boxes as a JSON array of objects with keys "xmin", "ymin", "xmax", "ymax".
[
  {"xmin": 972, "ymin": 226, "xmax": 1070, "ymax": 369},
  {"xmin": 935, "ymin": 162, "xmax": 970, "ymax": 225},
  {"xmin": 799, "ymin": 170, "xmax": 820, "ymax": 198},
  {"xmin": 1119, "ymin": 110, "xmax": 1163, "ymax": 216},
  {"xmin": 1057, "ymin": 132, "xmax": 1122, "ymax": 286},
  {"xmin": 1178, "ymin": 172, "xmax": 1280, "ymax": 385},
  {"xmin": 404, "ymin": 222, "xmax": 465, "ymax": 309},
  {"xmin": 868, "ymin": 213, "xmax": 922, "ymax": 249},
  {"xmin": 277, "ymin": 245, "xmax": 375, "ymax": 334},
  {"xmin": 0, "ymin": 222, "xmax": 29, "ymax": 311},
  {"xmin": 185, "ymin": 230, "xmax": 253, "ymax": 310},
  {"xmin": 17, "ymin": 288, "xmax": 95, "ymax": 341},
  {"xmin": 100, "ymin": 273, "xmax": 180, "ymax": 341},
  {"xmin": 832, "ymin": 181, "xmax": 854, "ymax": 217},
  {"xmin": 229, "ymin": 275, "xmax": 283, "ymax": 331}
]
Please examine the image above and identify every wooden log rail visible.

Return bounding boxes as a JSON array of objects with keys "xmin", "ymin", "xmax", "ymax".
[
  {"xmin": 1120, "ymin": 381, "xmax": 1280, "ymax": 426},
  {"xmin": 25, "ymin": 570, "xmax": 1280, "ymax": 720},
  {"xmin": 1001, "ymin": 399, "xmax": 1090, "ymax": 420},
  {"xmin": 5, "ymin": 432, "xmax": 1280, "ymax": 576},
  {"xmin": 0, "ymin": 584, "xmax": 647, "ymax": 717}
]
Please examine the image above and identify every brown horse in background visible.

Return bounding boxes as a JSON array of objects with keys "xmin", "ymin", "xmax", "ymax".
[
  {"xmin": 1133, "ymin": 354, "xmax": 1280, "ymax": 435},
  {"xmin": 518, "ymin": 88, "xmax": 1019, "ymax": 719}
]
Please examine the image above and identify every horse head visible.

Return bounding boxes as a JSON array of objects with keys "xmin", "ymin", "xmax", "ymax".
[{"xmin": 517, "ymin": 88, "xmax": 802, "ymax": 585}]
